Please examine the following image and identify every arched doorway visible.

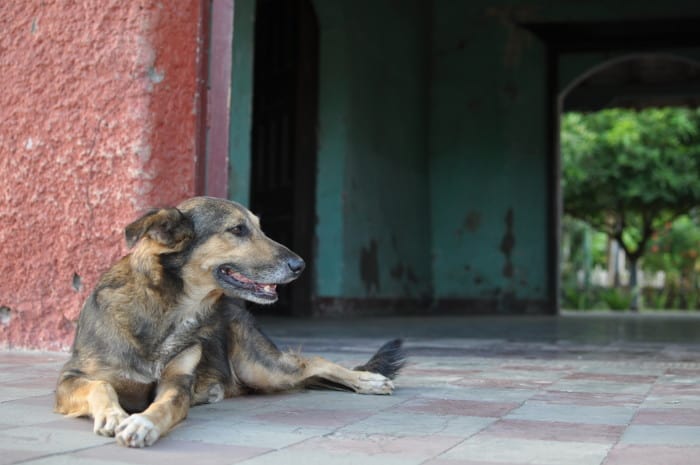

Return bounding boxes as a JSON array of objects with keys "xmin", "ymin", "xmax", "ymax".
[
  {"xmin": 250, "ymin": 0, "xmax": 319, "ymax": 316},
  {"xmin": 557, "ymin": 54, "xmax": 700, "ymax": 311}
]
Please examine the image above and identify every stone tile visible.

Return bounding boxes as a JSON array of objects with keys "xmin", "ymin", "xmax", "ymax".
[
  {"xmin": 0, "ymin": 402, "xmax": 65, "ymax": 427},
  {"xmin": 641, "ymin": 395, "xmax": 700, "ymax": 409},
  {"xmin": 167, "ymin": 418, "xmax": 329, "ymax": 449},
  {"xmin": 499, "ymin": 363, "xmax": 574, "ymax": 372},
  {"xmin": 0, "ymin": 449, "xmax": 49, "ymax": 465},
  {"xmin": 0, "ymin": 425, "xmax": 113, "ymax": 452},
  {"xmin": 462, "ymin": 369, "xmax": 563, "ymax": 383},
  {"xmin": 339, "ymin": 411, "xmax": 495, "ymax": 437},
  {"xmin": 650, "ymin": 383, "xmax": 700, "ymax": 396},
  {"xmin": 481, "ymin": 419, "xmax": 624, "ymax": 443},
  {"xmin": 441, "ymin": 436, "xmax": 610, "ymax": 465},
  {"xmin": 453, "ymin": 377, "xmax": 556, "ymax": 389},
  {"xmin": 546, "ymin": 379, "xmax": 651, "ymax": 395},
  {"xmin": 252, "ymin": 407, "xmax": 371, "ymax": 428},
  {"xmin": 573, "ymin": 364, "xmax": 664, "ymax": 377},
  {"xmin": 72, "ymin": 440, "xmax": 269, "ymax": 465},
  {"xmin": 401, "ymin": 368, "xmax": 482, "ymax": 377},
  {"xmin": 563, "ymin": 372, "xmax": 657, "ymax": 383},
  {"xmin": 424, "ymin": 459, "xmax": 531, "ymax": 465},
  {"xmin": 398, "ymin": 398, "xmax": 519, "ymax": 417},
  {"xmin": 605, "ymin": 444, "xmax": 700, "ymax": 465},
  {"xmin": 506, "ymin": 401, "xmax": 636, "ymax": 425},
  {"xmin": 266, "ymin": 389, "xmax": 408, "ymax": 411},
  {"xmin": 293, "ymin": 433, "xmax": 463, "ymax": 460},
  {"xmin": 399, "ymin": 376, "xmax": 465, "ymax": 388},
  {"xmin": 13, "ymin": 393, "xmax": 55, "ymax": 408},
  {"xmin": 634, "ymin": 408, "xmax": 700, "ymax": 425},
  {"xmin": 532, "ymin": 390, "xmax": 644, "ymax": 407},
  {"xmin": 621, "ymin": 425, "xmax": 700, "ymax": 446},
  {"xmin": 0, "ymin": 387, "xmax": 51, "ymax": 403},
  {"xmin": 420, "ymin": 386, "xmax": 537, "ymax": 403},
  {"xmin": 235, "ymin": 448, "xmax": 410, "ymax": 465},
  {"xmin": 21, "ymin": 455, "xmax": 133, "ymax": 465}
]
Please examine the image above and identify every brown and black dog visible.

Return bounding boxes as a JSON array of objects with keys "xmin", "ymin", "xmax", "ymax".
[{"xmin": 55, "ymin": 197, "xmax": 404, "ymax": 448}]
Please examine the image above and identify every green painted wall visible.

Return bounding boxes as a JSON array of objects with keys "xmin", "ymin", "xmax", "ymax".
[
  {"xmin": 228, "ymin": 0, "xmax": 255, "ymax": 206},
  {"xmin": 229, "ymin": 0, "xmax": 432, "ymax": 302},
  {"xmin": 314, "ymin": 0, "xmax": 432, "ymax": 300},
  {"xmin": 559, "ymin": 49, "xmax": 700, "ymax": 96},
  {"xmin": 229, "ymin": 0, "xmax": 700, "ymax": 313},
  {"xmin": 429, "ymin": 1, "xmax": 548, "ymax": 309}
]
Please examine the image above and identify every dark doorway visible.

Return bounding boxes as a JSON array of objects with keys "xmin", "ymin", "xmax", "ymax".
[{"xmin": 249, "ymin": 0, "xmax": 319, "ymax": 316}]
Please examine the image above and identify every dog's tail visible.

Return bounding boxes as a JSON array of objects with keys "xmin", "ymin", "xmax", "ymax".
[
  {"xmin": 307, "ymin": 339, "xmax": 406, "ymax": 392},
  {"xmin": 354, "ymin": 338, "xmax": 405, "ymax": 379}
]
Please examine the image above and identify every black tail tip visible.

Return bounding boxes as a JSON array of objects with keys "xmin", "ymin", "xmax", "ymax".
[{"xmin": 354, "ymin": 338, "xmax": 406, "ymax": 379}]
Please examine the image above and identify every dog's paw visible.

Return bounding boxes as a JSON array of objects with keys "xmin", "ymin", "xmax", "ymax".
[
  {"xmin": 207, "ymin": 383, "xmax": 224, "ymax": 403},
  {"xmin": 93, "ymin": 407, "xmax": 128, "ymax": 437},
  {"xmin": 115, "ymin": 414, "xmax": 160, "ymax": 448},
  {"xmin": 355, "ymin": 371, "xmax": 395, "ymax": 395}
]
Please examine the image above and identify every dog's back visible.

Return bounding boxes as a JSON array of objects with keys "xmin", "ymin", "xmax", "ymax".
[{"xmin": 56, "ymin": 197, "xmax": 405, "ymax": 448}]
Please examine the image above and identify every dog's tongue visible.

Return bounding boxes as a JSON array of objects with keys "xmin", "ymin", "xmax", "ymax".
[
  {"xmin": 231, "ymin": 271, "xmax": 276, "ymax": 293},
  {"xmin": 231, "ymin": 272, "xmax": 254, "ymax": 284}
]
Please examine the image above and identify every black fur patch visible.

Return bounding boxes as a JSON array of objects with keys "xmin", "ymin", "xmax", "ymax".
[{"xmin": 354, "ymin": 339, "xmax": 406, "ymax": 379}]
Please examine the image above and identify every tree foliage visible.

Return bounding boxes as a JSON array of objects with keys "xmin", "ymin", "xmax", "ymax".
[{"xmin": 561, "ymin": 107, "xmax": 700, "ymax": 306}]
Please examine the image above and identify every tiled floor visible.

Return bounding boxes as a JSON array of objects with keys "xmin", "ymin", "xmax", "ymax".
[{"xmin": 1, "ymin": 314, "xmax": 699, "ymax": 465}]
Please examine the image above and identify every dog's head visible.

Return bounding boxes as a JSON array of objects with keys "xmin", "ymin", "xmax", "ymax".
[{"xmin": 166, "ymin": 197, "xmax": 305, "ymax": 305}]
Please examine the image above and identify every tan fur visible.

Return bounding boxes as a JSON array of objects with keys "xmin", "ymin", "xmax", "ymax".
[{"xmin": 55, "ymin": 198, "xmax": 400, "ymax": 448}]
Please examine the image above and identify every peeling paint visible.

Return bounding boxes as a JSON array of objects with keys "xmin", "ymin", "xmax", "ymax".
[
  {"xmin": 0, "ymin": 307, "xmax": 11, "ymax": 326},
  {"xmin": 147, "ymin": 66, "xmax": 165, "ymax": 83},
  {"xmin": 390, "ymin": 263, "xmax": 404, "ymax": 280},
  {"xmin": 500, "ymin": 208, "xmax": 515, "ymax": 278},
  {"xmin": 360, "ymin": 240, "xmax": 380, "ymax": 295},
  {"xmin": 72, "ymin": 273, "xmax": 83, "ymax": 292},
  {"xmin": 405, "ymin": 267, "xmax": 419, "ymax": 284},
  {"xmin": 484, "ymin": 5, "xmax": 538, "ymax": 67},
  {"xmin": 463, "ymin": 210, "xmax": 481, "ymax": 233}
]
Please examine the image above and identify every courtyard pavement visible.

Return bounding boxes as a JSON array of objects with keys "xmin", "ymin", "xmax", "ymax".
[{"xmin": 1, "ymin": 313, "xmax": 699, "ymax": 465}]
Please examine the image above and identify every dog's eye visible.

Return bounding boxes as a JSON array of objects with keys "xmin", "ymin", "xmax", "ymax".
[{"xmin": 228, "ymin": 224, "xmax": 248, "ymax": 237}]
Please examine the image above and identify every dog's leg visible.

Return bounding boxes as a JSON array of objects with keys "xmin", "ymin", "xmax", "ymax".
[
  {"xmin": 229, "ymin": 322, "xmax": 402, "ymax": 395},
  {"xmin": 115, "ymin": 344, "xmax": 201, "ymax": 448},
  {"xmin": 55, "ymin": 373, "xmax": 129, "ymax": 437}
]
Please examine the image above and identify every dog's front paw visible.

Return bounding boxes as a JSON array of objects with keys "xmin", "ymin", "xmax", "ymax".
[
  {"xmin": 93, "ymin": 407, "xmax": 128, "ymax": 437},
  {"xmin": 115, "ymin": 414, "xmax": 160, "ymax": 448},
  {"xmin": 355, "ymin": 372, "xmax": 395, "ymax": 395}
]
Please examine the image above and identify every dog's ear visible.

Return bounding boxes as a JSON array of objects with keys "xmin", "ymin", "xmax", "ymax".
[{"xmin": 125, "ymin": 208, "xmax": 194, "ymax": 250}]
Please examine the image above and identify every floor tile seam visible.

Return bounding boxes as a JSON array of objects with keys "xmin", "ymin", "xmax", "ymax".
[
  {"xmin": 599, "ymin": 373, "xmax": 658, "ymax": 465},
  {"xmin": 278, "ymin": 396, "xmax": 404, "ymax": 450},
  {"xmin": 414, "ymin": 415, "xmax": 503, "ymax": 465},
  {"xmin": 418, "ymin": 381, "xmax": 541, "ymax": 465},
  {"xmin": 5, "ymin": 442, "xmax": 110, "ymax": 465},
  {"xmin": 0, "ymin": 392, "xmax": 56, "ymax": 406}
]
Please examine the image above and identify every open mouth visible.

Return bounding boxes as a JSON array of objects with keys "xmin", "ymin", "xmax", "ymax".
[{"xmin": 217, "ymin": 265, "xmax": 278, "ymax": 300}]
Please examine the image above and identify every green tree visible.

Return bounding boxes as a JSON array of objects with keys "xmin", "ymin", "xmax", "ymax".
[
  {"xmin": 562, "ymin": 108, "xmax": 700, "ymax": 309},
  {"xmin": 644, "ymin": 213, "xmax": 700, "ymax": 309}
]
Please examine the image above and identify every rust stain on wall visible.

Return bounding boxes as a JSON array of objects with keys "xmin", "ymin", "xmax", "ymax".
[
  {"xmin": 458, "ymin": 210, "xmax": 482, "ymax": 237},
  {"xmin": 484, "ymin": 4, "xmax": 538, "ymax": 67},
  {"xmin": 360, "ymin": 239, "xmax": 380, "ymax": 295},
  {"xmin": 500, "ymin": 208, "xmax": 515, "ymax": 278}
]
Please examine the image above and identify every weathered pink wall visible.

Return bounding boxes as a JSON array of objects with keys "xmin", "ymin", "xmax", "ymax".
[{"xmin": 0, "ymin": 1, "xmax": 204, "ymax": 350}]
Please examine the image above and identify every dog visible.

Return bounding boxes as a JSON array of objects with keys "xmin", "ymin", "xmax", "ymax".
[{"xmin": 55, "ymin": 197, "xmax": 405, "ymax": 448}]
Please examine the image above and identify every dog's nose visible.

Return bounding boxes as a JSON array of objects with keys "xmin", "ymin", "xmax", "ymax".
[{"xmin": 287, "ymin": 257, "xmax": 305, "ymax": 274}]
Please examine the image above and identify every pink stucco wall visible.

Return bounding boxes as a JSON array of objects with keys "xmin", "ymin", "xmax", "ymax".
[{"xmin": 0, "ymin": 1, "xmax": 204, "ymax": 350}]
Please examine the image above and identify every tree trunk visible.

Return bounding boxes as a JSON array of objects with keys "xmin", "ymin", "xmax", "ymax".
[{"xmin": 629, "ymin": 256, "xmax": 640, "ymax": 311}]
